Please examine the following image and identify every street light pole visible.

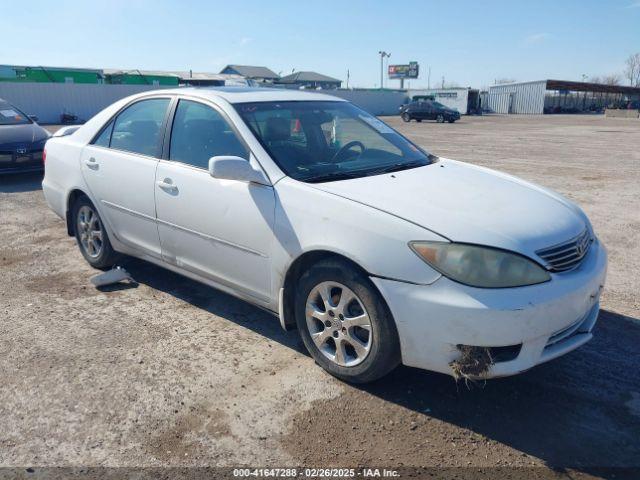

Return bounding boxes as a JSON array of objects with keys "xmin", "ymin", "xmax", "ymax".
[{"xmin": 378, "ymin": 51, "xmax": 390, "ymax": 89}]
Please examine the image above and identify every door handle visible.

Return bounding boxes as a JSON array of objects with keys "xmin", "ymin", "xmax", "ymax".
[
  {"xmin": 84, "ymin": 157, "xmax": 99, "ymax": 170},
  {"xmin": 156, "ymin": 178, "xmax": 178, "ymax": 192}
]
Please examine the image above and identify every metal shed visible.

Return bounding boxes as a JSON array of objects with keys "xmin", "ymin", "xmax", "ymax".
[{"xmin": 487, "ymin": 81, "xmax": 547, "ymax": 114}]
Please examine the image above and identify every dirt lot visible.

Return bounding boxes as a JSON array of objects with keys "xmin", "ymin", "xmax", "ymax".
[{"xmin": 1, "ymin": 115, "xmax": 639, "ymax": 478}]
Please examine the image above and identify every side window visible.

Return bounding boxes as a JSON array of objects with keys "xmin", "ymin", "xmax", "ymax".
[
  {"xmin": 169, "ymin": 100, "xmax": 248, "ymax": 170},
  {"xmin": 110, "ymin": 98, "xmax": 170, "ymax": 157},
  {"xmin": 93, "ymin": 120, "xmax": 114, "ymax": 148}
]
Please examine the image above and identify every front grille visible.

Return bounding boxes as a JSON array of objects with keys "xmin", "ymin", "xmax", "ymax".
[{"xmin": 536, "ymin": 229, "xmax": 592, "ymax": 272}]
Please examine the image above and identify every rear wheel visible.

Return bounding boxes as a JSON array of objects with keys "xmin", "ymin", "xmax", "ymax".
[
  {"xmin": 416, "ymin": 119, "xmax": 422, "ymax": 123},
  {"xmin": 401, "ymin": 112, "xmax": 411, "ymax": 122},
  {"xmin": 295, "ymin": 259, "xmax": 400, "ymax": 383},
  {"xmin": 72, "ymin": 196, "xmax": 119, "ymax": 270},
  {"xmin": 436, "ymin": 114, "xmax": 445, "ymax": 123}
]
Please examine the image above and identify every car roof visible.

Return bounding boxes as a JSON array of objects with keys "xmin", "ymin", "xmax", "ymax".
[{"xmin": 146, "ymin": 86, "xmax": 347, "ymax": 104}]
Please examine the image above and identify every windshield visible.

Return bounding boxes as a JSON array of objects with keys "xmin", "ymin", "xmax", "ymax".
[
  {"xmin": 0, "ymin": 103, "xmax": 31, "ymax": 126},
  {"xmin": 235, "ymin": 101, "xmax": 433, "ymax": 182},
  {"xmin": 432, "ymin": 101, "xmax": 447, "ymax": 109}
]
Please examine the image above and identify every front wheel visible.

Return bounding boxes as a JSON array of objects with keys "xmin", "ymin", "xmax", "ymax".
[
  {"xmin": 401, "ymin": 112, "xmax": 411, "ymax": 122},
  {"xmin": 448, "ymin": 119, "xmax": 456, "ymax": 123},
  {"xmin": 72, "ymin": 196, "xmax": 119, "ymax": 270},
  {"xmin": 295, "ymin": 259, "xmax": 401, "ymax": 383},
  {"xmin": 436, "ymin": 114, "xmax": 445, "ymax": 123}
]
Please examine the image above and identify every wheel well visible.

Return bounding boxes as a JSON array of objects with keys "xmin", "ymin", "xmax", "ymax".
[
  {"xmin": 65, "ymin": 189, "xmax": 88, "ymax": 236},
  {"xmin": 280, "ymin": 250, "xmax": 371, "ymax": 330}
]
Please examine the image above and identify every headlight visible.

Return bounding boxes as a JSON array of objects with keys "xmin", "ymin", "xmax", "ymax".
[{"xmin": 409, "ymin": 241, "xmax": 551, "ymax": 288}]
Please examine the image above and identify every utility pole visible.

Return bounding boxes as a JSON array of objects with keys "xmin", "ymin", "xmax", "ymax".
[
  {"xmin": 441, "ymin": 76, "xmax": 445, "ymax": 88},
  {"xmin": 378, "ymin": 51, "xmax": 391, "ymax": 89},
  {"xmin": 346, "ymin": 69, "xmax": 350, "ymax": 89}
]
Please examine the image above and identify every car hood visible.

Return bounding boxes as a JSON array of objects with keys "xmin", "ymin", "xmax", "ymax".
[
  {"xmin": 308, "ymin": 158, "xmax": 588, "ymax": 258},
  {"xmin": 0, "ymin": 123, "xmax": 49, "ymax": 147}
]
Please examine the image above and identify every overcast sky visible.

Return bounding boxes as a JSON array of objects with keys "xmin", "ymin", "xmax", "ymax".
[{"xmin": 3, "ymin": 0, "xmax": 639, "ymax": 89}]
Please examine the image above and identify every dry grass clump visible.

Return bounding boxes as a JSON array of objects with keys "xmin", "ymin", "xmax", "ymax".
[{"xmin": 449, "ymin": 345, "xmax": 493, "ymax": 384}]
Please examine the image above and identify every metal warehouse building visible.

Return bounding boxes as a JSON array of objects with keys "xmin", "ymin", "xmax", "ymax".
[{"xmin": 487, "ymin": 79, "xmax": 640, "ymax": 114}]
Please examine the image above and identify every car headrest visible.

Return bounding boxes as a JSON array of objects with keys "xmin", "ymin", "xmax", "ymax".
[
  {"xmin": 264, "ymin": 117, "xmax": 290, "ymax": 142},
  {"xmin": 128, "ymin": 120, "xmax": 159, "ymax": 136}
]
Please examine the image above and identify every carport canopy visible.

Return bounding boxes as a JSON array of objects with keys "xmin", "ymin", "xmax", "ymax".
[{"xmin": 546, "ymin": 79, "xmax": 640, "ymax": 95}]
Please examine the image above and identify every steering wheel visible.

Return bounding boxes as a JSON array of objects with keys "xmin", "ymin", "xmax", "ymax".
[{"xmin": 330, "ymin": 141, "xmax": 365, "ymax": 163}]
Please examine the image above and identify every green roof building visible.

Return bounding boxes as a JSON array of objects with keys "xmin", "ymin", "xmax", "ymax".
[
  {"xmin": 0, "ymin": 65, "xmax": 104, "ymax": 83},
  {"xmin": 104, "ymin": 69, "xmax": 179, "ymax": 86}
]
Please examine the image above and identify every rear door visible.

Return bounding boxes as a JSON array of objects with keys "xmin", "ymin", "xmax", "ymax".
[
  {"xmin": 80, "ymin": 97, "xmax": 172, "ymax": 257},
  {"xmin": 154, "ymin": 98, "xmax": 275, "ymax": 302},
  {"xmin": 423, "ymin": 101, "xmax": 436, "ymax": 120},
  {"xmin": 418, "ymin": 101, "xmax": 431, "ymax": 119}
]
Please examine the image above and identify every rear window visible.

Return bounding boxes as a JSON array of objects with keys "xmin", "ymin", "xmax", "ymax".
[{"xmin": 109, "ymin": 98, "xmax": 170, "ymax": 157}]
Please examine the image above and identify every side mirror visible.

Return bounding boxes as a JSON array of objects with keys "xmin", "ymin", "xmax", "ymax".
[
  {"xmin": 208, "ymin": 156, "xmax": 269, "ymax": 185},
  {"xmin": 28, "ymin": 115, "xmax": 39, "ymax": 122}
]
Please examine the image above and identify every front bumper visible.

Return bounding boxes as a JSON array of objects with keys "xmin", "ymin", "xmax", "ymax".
[
  {"xmin": 372, "ymin": 240, "xmax": 608, "ymax": 378},
  {"xmin": 0, "ymin": 149, "xmax": 44, "ymax": 174}
]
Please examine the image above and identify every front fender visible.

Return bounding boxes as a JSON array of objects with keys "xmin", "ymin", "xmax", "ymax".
[{"xmin": 271, "ymin": 178, "xmax": 444, "ymax": 299}]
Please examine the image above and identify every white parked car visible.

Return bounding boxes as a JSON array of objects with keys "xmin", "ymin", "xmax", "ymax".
[{"xmin": 42, "ymin": 88, "xmax": 607, "ymax": 383}]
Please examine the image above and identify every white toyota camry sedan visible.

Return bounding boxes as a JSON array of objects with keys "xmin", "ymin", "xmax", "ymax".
[{"xmin": 42, "ymin": 88, "xmax": 607, "ymax": 383}]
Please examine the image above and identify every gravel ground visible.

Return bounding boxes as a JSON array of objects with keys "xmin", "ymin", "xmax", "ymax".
[{"xmin": 1, "ymin": 115, "xmax": 639, "ymax": 478}]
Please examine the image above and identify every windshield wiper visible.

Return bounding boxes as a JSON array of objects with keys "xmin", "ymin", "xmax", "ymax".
[
  {"xmin": 303, "ymin": 171, "xmax": 365, "ymax": 183},
  {"xmin": 364, "ymin": 161, "xmax": 427, "ymax": 176}
]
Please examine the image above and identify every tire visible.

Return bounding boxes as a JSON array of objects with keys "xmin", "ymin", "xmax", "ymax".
[
  {"xmin": 295, "ymin": 259, "xmax": 401, "ymax": 383},
  {"xmin": 416, "ymin": 119, "xmax": 422, "ymax": 123},
  {"xmin": 401, "ymin": 112, "xmax": 411, "ymax": 122},
  {"xmin": 448, "ymin": 119, "xmax": 456, "ymax": 123},
  {"xmin": 436, "ymin": 114, "xmax": 445, "ymax": 123},
  {"xmin": 72, "ymin": 195, "xmax": 119, "ymax": 270}
]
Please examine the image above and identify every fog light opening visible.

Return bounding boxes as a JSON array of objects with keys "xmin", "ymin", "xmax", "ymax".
[{"xmin": 449, "ymin": 345, "xmax": 494, "ymax": 385}]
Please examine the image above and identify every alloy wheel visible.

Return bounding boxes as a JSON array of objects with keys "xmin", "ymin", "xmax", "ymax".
[
  {"xmin": 305, "ymin": 281, "xmax": 372, "ymax": 367},
  {"xmin": 77, "ymin": 205, "xmax": 104, "ymax": 258}
]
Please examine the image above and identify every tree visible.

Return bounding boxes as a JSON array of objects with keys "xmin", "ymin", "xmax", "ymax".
[
  {"xmin": 590, "ymin": 74, "xmax": 622, "ymax": 85},
  {"xmin": 624, "ymin": 53, "xmax": 640, "ymax": 87}
]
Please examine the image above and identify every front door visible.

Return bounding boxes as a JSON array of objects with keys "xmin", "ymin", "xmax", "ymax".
[
  {"xmin": 80, "ymin": 97, "xmax": 171, "ymax": 257},
  {"xmin": 154, "ymin": 99, "xmax": 275, "ymax": 302}
]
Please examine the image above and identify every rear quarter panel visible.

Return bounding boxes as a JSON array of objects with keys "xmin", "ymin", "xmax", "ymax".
[{"xmin": 42, "ymin": 136, "xmax": 88, "ymax": 219}]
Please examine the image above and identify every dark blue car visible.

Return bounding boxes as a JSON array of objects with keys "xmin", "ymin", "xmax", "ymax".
[
  {"xmin": 400, "ymin": 100, "xmax": 460, "ymax": 123},
  {"xmin": 0, "ymin": 98, "xmax": 49, "ymax": 174}
]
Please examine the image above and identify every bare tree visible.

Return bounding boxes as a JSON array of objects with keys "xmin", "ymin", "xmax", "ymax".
[
  {"xmin": 624, "ymin": 53, "xmax": 640, "ymax": 87},
  {"xmin": 604, "ymin": 74, "xmax": 622, "ymax": 85},
  {"xmin": 590, "ymin": 74, "xmax": 622, "ymax": 85}
]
